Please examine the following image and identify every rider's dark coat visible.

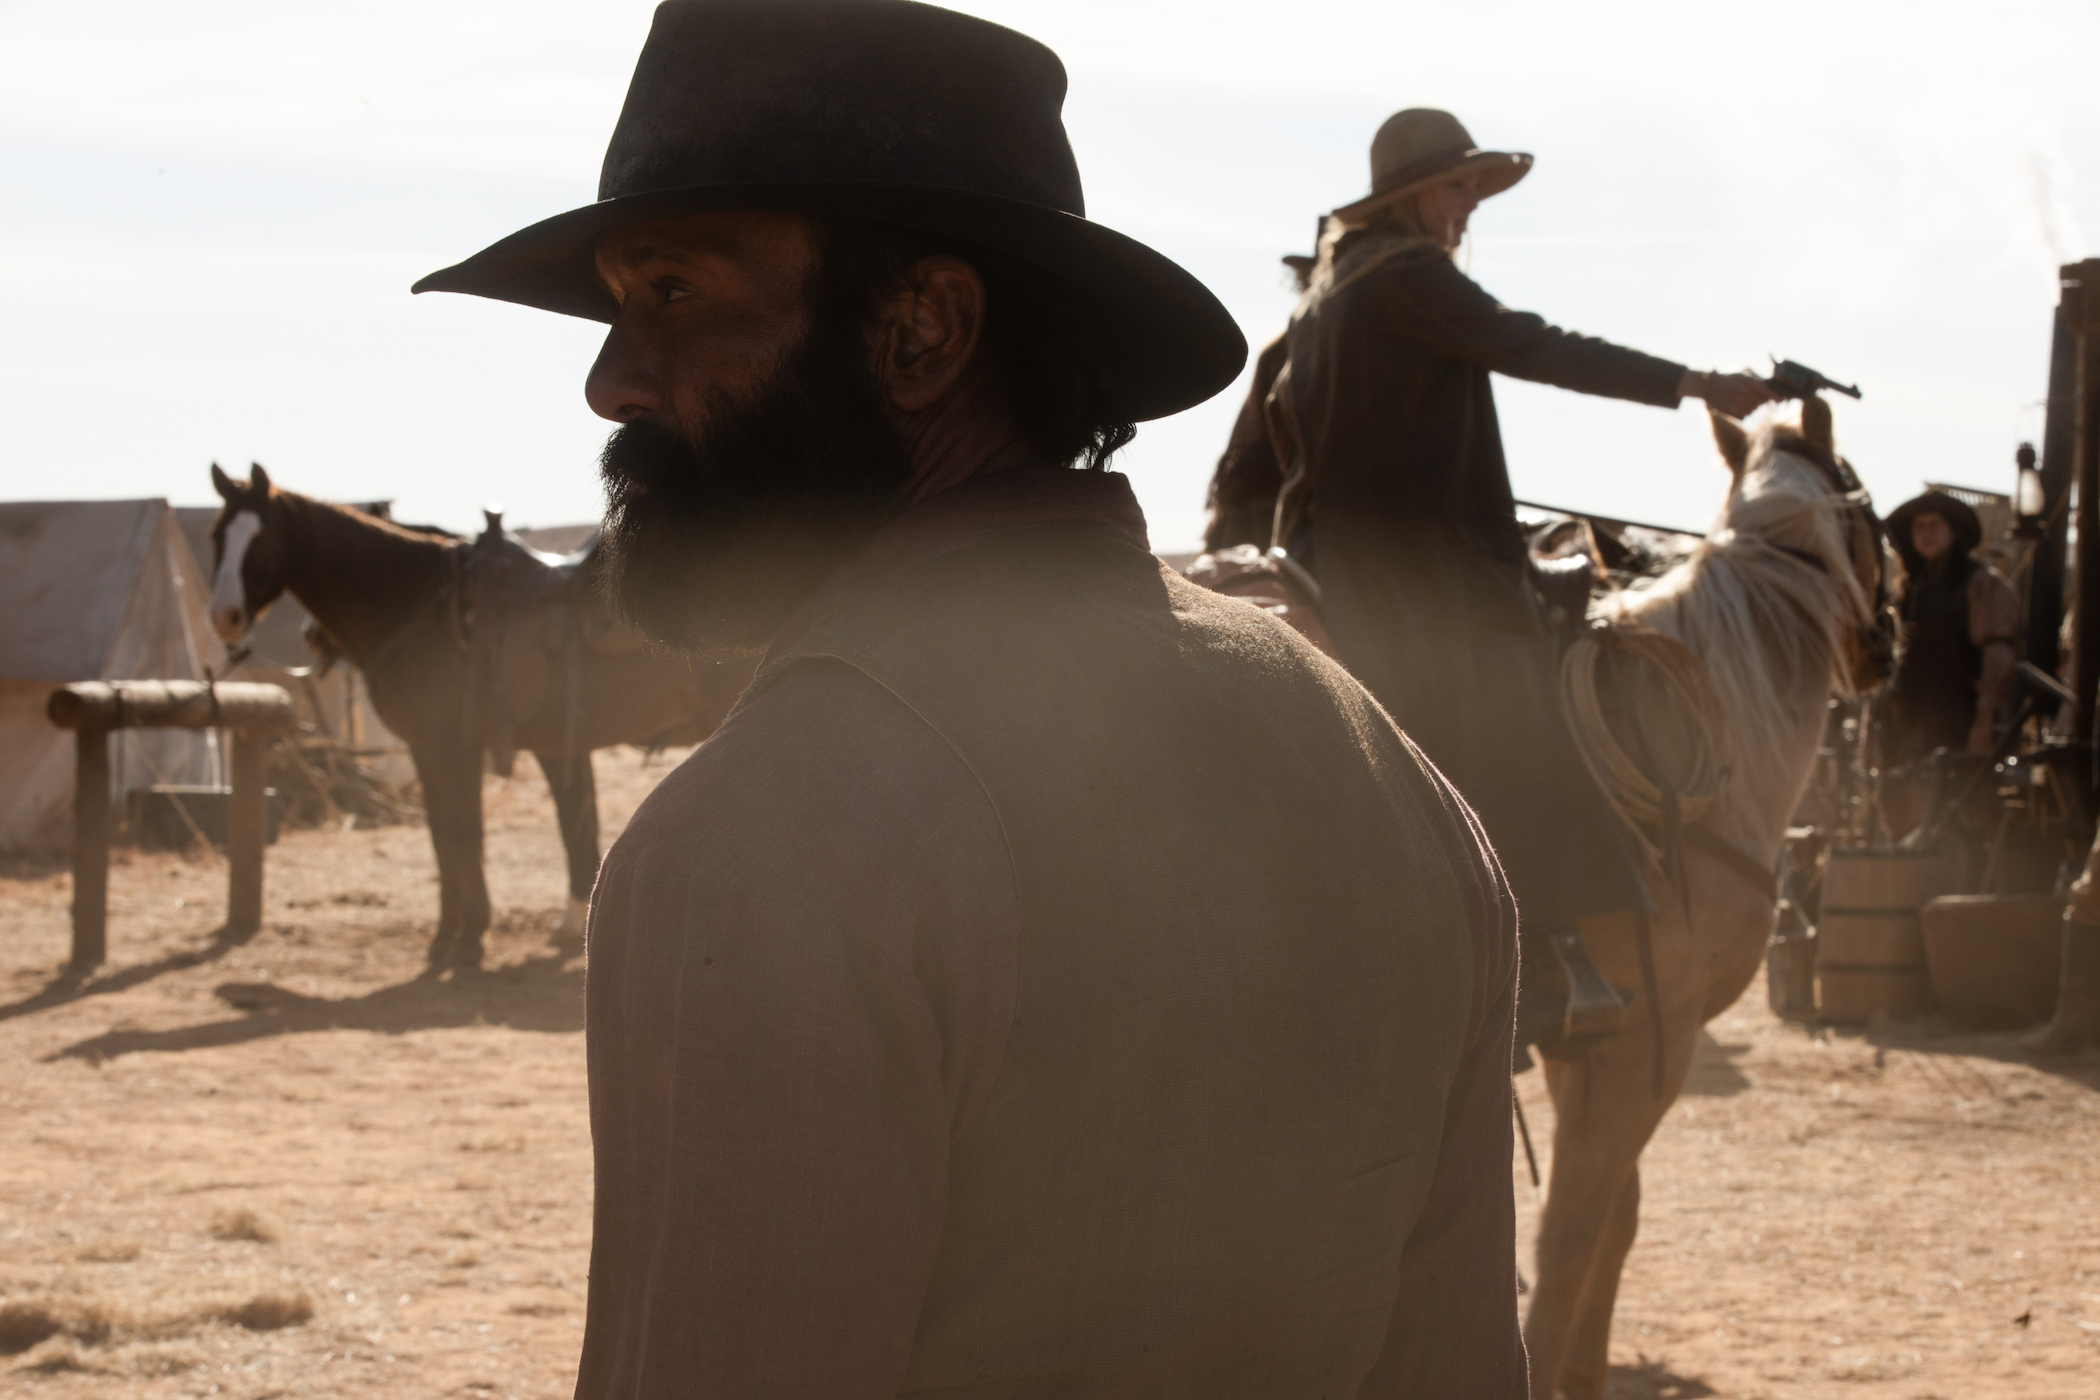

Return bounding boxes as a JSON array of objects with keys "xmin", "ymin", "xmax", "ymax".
[{"xmin": 1281, "ymin": 225, "xmax": 1689, "ymax": 927}]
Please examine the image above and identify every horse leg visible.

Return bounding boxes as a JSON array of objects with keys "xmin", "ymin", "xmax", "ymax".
[
  {"xmin": 533, "ymin": 749, "xmax": 599, "ymax": 943},
  {"xmin": 1525, "ymin": 996, "xmax": 1698, "ymax": 1399},
  {"xmin": 1557, "ymin": 1164, "xmax": 1642, "ymax": 1400},
  {"xmin": 415, "ymin": 740, "xmax": 491, "ymax": 970}
]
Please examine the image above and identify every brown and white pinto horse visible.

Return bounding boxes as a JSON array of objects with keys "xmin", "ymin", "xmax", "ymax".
[
  {"xmin": 208, "ymin": 464, "xmax": 751, "ymax": 969},
  {"xmin": 1524, "ymin": 402, "xmax": 1888, "ymax": 1398}
]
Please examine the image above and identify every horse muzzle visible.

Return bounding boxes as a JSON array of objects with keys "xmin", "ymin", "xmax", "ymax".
[{"xmin": 211, "ymin": 606, "xmax": 251, "ymax": 644}]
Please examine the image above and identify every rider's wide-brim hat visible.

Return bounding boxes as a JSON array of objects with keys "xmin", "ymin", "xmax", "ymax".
[
  {"xmin": 1332, "ymin": 108, "xmax": 1532, "ymax": 220},
  {"xmin": 412, "ymin": 0, "xmax": 1246, "ymax": 422}
]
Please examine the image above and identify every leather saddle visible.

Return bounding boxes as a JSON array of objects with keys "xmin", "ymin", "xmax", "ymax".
[
  {"xmin": 1182, "ymin": 543, "xmax": 1335, "ymax": 656},
  {"xmin": 463, "ymin": 513, "xmax": 650, "ymax": 777}
]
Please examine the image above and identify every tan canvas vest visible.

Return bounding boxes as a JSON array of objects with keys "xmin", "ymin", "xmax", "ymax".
[{"xmin": 745, "ymin": 518, "xmax": 1478, "ymax": 1398}]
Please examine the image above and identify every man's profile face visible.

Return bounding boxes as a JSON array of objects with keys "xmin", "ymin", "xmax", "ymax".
[
  {"xmin": 588, "ymin": 210, "xmax": 820, "ymax": 439},
  {"xmin": 585, "ymin": 210, "xmax": 914, "ymax": 653},
  {"xmin": 1910, "ymin": 511, "xmax": 1954, "ymax": 564}
]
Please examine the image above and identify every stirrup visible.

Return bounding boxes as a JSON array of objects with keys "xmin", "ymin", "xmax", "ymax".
[{"xmin": 1549, "ymin": 928, "xmax": 1629, "ymax": 1040}]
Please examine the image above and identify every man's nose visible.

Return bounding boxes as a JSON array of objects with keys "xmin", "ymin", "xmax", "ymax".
[{"xmin": 585, "ymin": 318, "xmax": 662, "ymax": 423}]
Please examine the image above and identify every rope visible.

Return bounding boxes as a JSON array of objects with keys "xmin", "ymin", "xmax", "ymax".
[
  {"xmin": 1562, "ymin": 623, "xmax": 1735, "ymax": 1101},
  {"xmin": 1560, "ymin": 624, "xmax": 1731, "ymax": 877}
]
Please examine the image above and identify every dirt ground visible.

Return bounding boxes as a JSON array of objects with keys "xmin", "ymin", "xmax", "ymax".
[{"xmin": 2, "ymin": 751, "xmax": 2097, "ymax": 1399}]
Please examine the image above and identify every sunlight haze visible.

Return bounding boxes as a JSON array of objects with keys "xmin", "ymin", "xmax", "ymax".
[{"xmin": 2, "ymin": 0, "xmax": 2094, "ymax": 546}]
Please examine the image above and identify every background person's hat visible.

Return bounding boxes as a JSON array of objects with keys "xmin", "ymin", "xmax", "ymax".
[
  {"xmin": 1886, "ymin": 490, "xmax": 1983, "ymax": 562},
  {"xmin": 1332, "ymin": 108, "xmax": 1532, "ymax": 220},
  {"xmin": 412, "ymin": 0, "xmax": 1246, "ymax": 422}
]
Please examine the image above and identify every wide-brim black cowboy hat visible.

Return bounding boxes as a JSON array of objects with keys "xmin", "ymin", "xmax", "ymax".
[
  {"xmin": 1886, "ymin": 490, "xmax": 1983, "ymax": 561},
  {"xmin": 412, "ymin": 0, "xmax": 1246, "ymax": 423}
]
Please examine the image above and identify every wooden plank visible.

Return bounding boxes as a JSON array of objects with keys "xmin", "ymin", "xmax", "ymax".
[
  {"xmin": 2066, "ymin": 260, "xmax": 2100, "ymax": 745},
  {"xmin": 47, "ymin": 680, "xmax": 291, "ymax": 733}
]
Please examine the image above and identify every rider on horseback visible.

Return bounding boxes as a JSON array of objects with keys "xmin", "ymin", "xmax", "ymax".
[{"xmin": 1225, "ymin": 108, "xmax": 1777, "ymax": 1058}]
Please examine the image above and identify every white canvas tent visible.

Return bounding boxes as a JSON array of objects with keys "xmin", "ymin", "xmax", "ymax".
[{"xmin": 0, "ymin": 499, "xmax": 218, "ymax": 854}]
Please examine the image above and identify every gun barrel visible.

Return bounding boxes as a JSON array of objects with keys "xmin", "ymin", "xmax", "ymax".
[{"xmin": 1768, "ymin": 359, "xmax": 1863, "ymax": 400}]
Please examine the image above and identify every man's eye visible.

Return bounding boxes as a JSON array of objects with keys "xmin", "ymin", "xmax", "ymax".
[{"xmin": 651, "ymin": 280, "xmax": 692, "ymax": 305}]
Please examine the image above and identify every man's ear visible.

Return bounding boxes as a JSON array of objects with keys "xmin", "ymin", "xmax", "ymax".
[
  {"xmin": 1710, "ymin": 410, "xmax": 1750, "ymax": 477},
  {"xmin": 875, "ymin": 256, "xmax": 987, "ymax": 414}
]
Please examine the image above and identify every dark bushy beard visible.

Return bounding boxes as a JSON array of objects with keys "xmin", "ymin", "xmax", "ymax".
[{"xmin": 596, "ymin": 324, "xmax": 914, "ymax": 653}]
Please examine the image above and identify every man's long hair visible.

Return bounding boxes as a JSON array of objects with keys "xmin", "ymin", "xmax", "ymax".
[{"xmin": 816, "ymin": 218, "xmax": 1136, "ymax": 471}]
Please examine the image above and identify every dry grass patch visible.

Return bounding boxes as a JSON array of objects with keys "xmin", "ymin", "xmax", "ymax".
[
  {"xmin": 74, "ymin": 1241, "xmax": 141, "ymax": 1263},
  {"xmin": 0, "ymin": 1301, "xmax": 63, "ymax": 1354},
  {"xmin": 218, "ymin": 1292, "xmax": 313, "ymax": 1330},
  {"xmin": 209, "ymin": 1206, "xmax": 275, "ymax": 1242},
  {"xmin": 0, "ymin": 1299, "xmax": 112, "ymax": 1356},
  {"xmin": 15, "ymin": 1340, "xmax": 100, "ymax": 1374}
]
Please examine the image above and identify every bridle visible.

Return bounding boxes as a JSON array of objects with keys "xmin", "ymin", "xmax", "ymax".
[{"xmin": 1775, "ymin": 441, "xmax": 1892, "ymax": 690}]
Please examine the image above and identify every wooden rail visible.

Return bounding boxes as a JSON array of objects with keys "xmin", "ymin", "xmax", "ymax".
[{"xmin": 46, "ymin": 680, "xmax": 293, "ymax": 970}]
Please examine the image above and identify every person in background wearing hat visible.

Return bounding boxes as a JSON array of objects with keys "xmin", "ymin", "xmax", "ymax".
[
  {"xmin": 1274, "ymin": 108, "xmax": 1777, "ymax": 1057},
  {"xmin": 416, "ymin": 6, "xmax": 1528, "ymax": 1396},
  {"xmin": 1879, "ymin": 490, "xmax": 2019, "ymax": 771},
  {"xmin": 1872, "ymin": 491, "xmax": 2089, "ymax": 1061}
]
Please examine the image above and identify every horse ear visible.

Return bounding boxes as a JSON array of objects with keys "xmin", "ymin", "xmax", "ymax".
[
  {"xmin": 1709, "ymin": 410, "xmax": 1750, "ymax": 476},
  {"xmin": 250, "ymin": 462, "xmax": 273, "ymax": 496},
  {"xmin": 1799, "ymin": 394, "xmax": 1834, "ymax": 454},
  {"xmin": 210, "ymin": 462, "xmax": 236, "ymax": 500}
]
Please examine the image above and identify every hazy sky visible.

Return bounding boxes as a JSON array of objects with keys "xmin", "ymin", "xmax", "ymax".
[{"xmin": 3, "ymin": 0, "xmax": 2095, "ymax": 548}]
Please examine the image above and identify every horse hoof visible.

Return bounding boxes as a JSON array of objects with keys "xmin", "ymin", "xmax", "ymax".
[{"xmin": 551, "ymin": 897, "xmax": 589, "ymax": 945}]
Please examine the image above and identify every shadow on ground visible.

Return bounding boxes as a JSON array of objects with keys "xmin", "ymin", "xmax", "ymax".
[
  {"xmin": 0, "ymin": 924, "xmax": 255, "ymax": 1026},
  {"xmin": 1846, "ymin": 1017, "xmax": 2100, "ymax": 1092},
  {"xmin": 1681, "ymin": 1027, "xmax": 1753, "ymax": 1097},
  {"xmin": 1607, "ymin": 1355, "xmax": 1717, "ymax": 1398},
  {"xmin": 46, "ymin": 949, "xmax": 584, "ymax": 1062}
]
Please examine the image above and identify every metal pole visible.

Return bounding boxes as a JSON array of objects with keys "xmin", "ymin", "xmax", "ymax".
[
  {"xmin": 226, "ymin": 727, "xmax": 269, "ymax": 935},
  {"xmin": 69, "ymin": 725, "xmax": 111, "ymax": 970},
  {"xmin": 2071, "ymin": 261, "xmax": 2100, "ymax": 747}
]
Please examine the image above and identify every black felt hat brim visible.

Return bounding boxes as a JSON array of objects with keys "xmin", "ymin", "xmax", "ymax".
[{"xmin": 412, "ymin": 181, "xmax": 1246, "ymax": 424}]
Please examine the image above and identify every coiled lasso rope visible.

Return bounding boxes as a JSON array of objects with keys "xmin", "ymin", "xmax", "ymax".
[{"xmin": 1559, "ymin": 623, "xmax": 1731, "ymax": 877}]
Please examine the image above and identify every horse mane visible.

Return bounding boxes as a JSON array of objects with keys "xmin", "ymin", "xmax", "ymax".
[{"xmin": 1595, "ymin": 421, "xmax": 1874, "ymax": 777}]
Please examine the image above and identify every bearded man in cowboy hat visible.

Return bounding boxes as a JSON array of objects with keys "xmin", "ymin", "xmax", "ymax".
[
  {"xmin": 1261, "ymin": 108, "xmax": 1778, "ymax": 1057},
  {"xmin": 416, "ymin": 6, "xmax": 1529, "ymax": 1396}
]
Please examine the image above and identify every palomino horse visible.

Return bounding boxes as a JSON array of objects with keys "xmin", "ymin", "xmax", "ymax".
[
  {"xmin": 1524, "ymin": 401, "xmax": 1887, "ymax": 1398},
  {"xmin": 207, "ymin": 464, "xmax": 751, "ymax": 969}
]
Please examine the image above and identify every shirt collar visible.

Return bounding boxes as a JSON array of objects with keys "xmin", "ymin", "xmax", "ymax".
[{"xmin": 762, "ymin": 467, "xmax": 1151, "ymax": 663}]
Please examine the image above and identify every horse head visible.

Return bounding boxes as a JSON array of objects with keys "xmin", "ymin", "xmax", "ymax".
[
  {"xmin": 1709, "ymin": 401, "xmax": 1892, "ymax": 694},
  {"xmin": 208, "ymin": 462, "xmax": 290, "ymax": 644}
]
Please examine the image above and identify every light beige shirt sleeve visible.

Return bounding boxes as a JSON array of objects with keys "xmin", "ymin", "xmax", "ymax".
[{"xmin": 1967, "ymin": 565, "xmax": 2021, "ymax": 647}]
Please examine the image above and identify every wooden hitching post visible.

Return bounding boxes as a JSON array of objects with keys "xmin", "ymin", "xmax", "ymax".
[
  {"xmin": 69, "ymin": 725, "xmax": 112, "ymax": 970},
  {"xmin": 227, "ymin": 726, "xmax": 269, "ymax": 935},
  {"xmin": 48, "ymin": 680, "xmax": 292, "ymax": 966}
]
